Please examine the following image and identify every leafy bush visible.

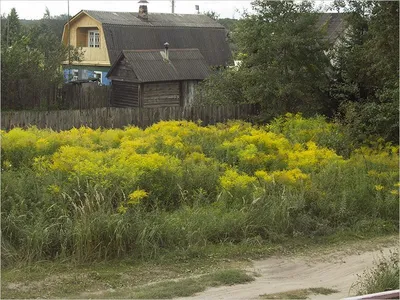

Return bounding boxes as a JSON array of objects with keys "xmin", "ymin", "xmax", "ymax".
[
  {"xmin": 339, "ymin": 99, "xmax": 399, "ymax": 147},
  {"xmin": 268, "ymin": 113, "xmax": 353, "ymax": 156}
]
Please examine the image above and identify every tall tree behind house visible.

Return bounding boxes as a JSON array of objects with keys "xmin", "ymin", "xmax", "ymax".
[
  {"xmin": 330, "ymin": 1, "xmax": 399, "ymax": 143},
  {"xmin": 198, "ymin": 0, "xmax": 331, "ymax": 120},
  {"xmin": 1, "ymin": 8, "xmax": 22, "ymax": 48},
  {"xmin": 1, "ymin": 8, "xmax": 82, "ymax": 110}
]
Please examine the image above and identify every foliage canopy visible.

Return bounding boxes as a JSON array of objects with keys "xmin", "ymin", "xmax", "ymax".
[
  {"xmin": 1, "ymin": 8, "xmax": 82, "ymax": 110},
  {"xmin": 198, "ymin": 0, "xmax": 399, "ymax": 144},
  {"xmin": 198, "ymin": 0, "xmax": 331, "ymax": 120}
]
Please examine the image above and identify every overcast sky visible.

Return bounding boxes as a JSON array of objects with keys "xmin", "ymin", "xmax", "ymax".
[
  {"xmin": 1, "ymin": 0, "xmax": 334, "ymax": 20},
  {"xmin": 1, "ymin": 1, "xmax": 256, "ymax": 20}
]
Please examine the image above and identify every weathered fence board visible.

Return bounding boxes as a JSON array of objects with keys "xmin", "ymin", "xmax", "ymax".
[
  {"xmin": 1, "ymin": 104, "xmax": 259, "ymax": 131},
  {"xmin": 2, "ymin": 81, "xmax": 111, "ymax": 111}
]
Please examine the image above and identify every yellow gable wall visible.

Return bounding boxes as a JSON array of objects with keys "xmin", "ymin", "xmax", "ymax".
[{"xmin": 62, "ymin": 13, "xmax": 111, "ymax": 66}]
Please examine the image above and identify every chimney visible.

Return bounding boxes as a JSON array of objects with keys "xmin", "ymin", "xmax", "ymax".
[
  {"xmin": 138, "ymin": 0, "xmax": 148, "ymax": 20},
  {"xmin": 164, "ymin": 42, "xmax": 170, "ymax": 60}
]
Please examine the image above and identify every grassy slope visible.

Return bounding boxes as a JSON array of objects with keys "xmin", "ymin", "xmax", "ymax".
[{"xmin": 2, "ymin": 234, "xmax": 398, "ymax": 299}]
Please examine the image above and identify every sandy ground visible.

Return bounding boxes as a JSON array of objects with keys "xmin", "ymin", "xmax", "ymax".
[{"xmin": 180, "ymin": 245, "xmax": 398, "ymax": 300}]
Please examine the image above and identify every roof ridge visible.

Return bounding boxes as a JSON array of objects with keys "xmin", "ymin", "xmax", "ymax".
[
  {"xmin": 83, "ymin": 9, "xmax": 212, "ymax": 17},
  {"xmin": 123, "ymin": 48, "xmax": 200, "ymax": 52},
  {"xmin": 103, "ymin": 23, "xmax": 224, "ymax": 29},
  {"xmin": 82, "ymin": 10, "xmax": 225, "ymax": 28}
]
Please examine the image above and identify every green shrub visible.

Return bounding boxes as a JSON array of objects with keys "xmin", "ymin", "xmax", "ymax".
[{"xmin": 351, "ymin": 250, "xmax": 399, "ymax": 295}]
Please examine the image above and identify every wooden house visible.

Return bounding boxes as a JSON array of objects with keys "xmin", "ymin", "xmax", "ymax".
[
  {"xmin": 317, "ymin": 13, "xmax": 347, "ymax": 45},
  {"xmin": 106, "ymin": 48, "xmax": 210, "ymax": 108},
  {"xmin": 61, "ymin": 3, "xmax": 231, "ymax": 85}
]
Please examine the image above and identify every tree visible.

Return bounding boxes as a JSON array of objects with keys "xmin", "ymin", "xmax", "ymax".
[
  {"xmin": 198, "ymin": 0, "xmax": 331, "ymax": 120},
  {"xmin": 41, "ymin": 9, "xmax": 69, "ymax": 39},
  {"xmin": 203, "ymin": 10, "xmax": 220, "ymax": 20},
  {"xmin": 43, "ymin": 7, "xmax": 51, "ymax": 19},
  {"xmin": 2, "ymin": 8, "xmax": 22, "ymax": 47},
  {"xmin": 217, "ymin": 18, "xmax": 238, "ymax": 31},
  {"xmin": 330, "ymin": 1, "xmax": 399, "ymax": 143},
  {"xmin": 1, "ymin": 8, "xmax": 82, "ymax": 110}
]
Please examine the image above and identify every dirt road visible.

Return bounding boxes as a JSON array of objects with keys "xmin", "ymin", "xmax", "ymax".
[{"xmin": 181, "ymin": 243, "xmax": 398, "ymax": 300}]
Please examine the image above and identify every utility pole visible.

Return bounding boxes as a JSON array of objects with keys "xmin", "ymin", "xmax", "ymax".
[
  {"xmin": 68, "ymin": 0, "xmax": 71, "ymax": 80},
  {"xmin": 171, "ymin": 0, "xmax": 175, "ymax": 13},
  {"xmin": 6, "ymin": 17, "xmax": 9, "ymax": 47}
]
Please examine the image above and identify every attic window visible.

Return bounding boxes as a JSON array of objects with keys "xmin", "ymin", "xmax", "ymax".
[{"xmin": 88, "ymin": 30, "xmax": 100, "ymax": 48}]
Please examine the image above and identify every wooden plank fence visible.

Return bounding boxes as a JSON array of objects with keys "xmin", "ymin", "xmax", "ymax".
[
  {"xmin": 61, "ymin": 83, "xmax": 111, "ymax": 110},
  {"xmin": 1, "ymin": 104, "xmax": 259, "ymax": 131},
  {"xmin": 1, "ymin": 81, "xmax": 110, "ymax": 111}
]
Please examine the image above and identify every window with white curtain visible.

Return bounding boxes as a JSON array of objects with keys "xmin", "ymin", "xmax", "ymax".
[{"xmin": 88, "ymin": 30, "xmax": 100, "ymax": 48}]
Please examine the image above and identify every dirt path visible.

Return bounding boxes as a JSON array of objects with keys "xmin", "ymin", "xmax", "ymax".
[{"xmin": 180, "ymin": 244, "xmax": 398, "ymax": 300}]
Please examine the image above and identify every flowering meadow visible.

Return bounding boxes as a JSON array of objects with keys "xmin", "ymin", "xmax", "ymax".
[{"xmin": 1, "ymin": 114, "xmax": 399, "ymax": 264}]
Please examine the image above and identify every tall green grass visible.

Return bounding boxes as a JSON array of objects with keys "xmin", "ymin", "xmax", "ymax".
[
  {"xmin": 351, "ymin": 251, "xmax": 399, "ymax": 295},
  {"xmin": 1, "ymin": 115, "xmax": 398, "ymax": 266}
]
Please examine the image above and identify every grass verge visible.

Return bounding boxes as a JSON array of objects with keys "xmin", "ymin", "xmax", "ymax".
[
  {"xmin": 130, "ymin": 269, "xmax": 255, "ymax": 299},
  {"xmin": 260, "ymin": 287, "xmax": 339, "ymax": 299},
  {"xmin": 2, "ymin": 234, "xmax": 397, "ymax": 299}
]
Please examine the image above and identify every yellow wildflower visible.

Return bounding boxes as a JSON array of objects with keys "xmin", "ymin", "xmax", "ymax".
[
  {"xmin": 35, "ymin": 138, "xmax": 50, "ymax": 151},
  {"xmin": 128, "ymin": 189, "xmax": 148, "ymax": 205},
  {"xmin": 272, "ymin": 168, "xmax": 309, "ymax": 185},
  {"xmin": 2, "ymin": 160, "xmax": 12, "ymax": 170},
  {"xmin": 375, "ymin": 185, "xmax": 384, "ymax": 191},
  {"xmin": 117, "ymin": 204, "xmax": 128, "ymax": 214},
  {"xmin": 47, "ymin": 184, "xmax": 60, "ymax": 194},
  {"xmin": 255, "ymin": 170, "xmax": 273, "ymax": 183},
  {"xmin": 186, "ymin": 152, "xmax": 208, "ymax": 163},
  {"xmin": 220, "ymin": 169, "xmax": 256, "ymax": 190}
]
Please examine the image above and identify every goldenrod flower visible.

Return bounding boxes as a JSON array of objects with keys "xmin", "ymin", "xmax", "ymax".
[
  {"xmin": 117, "ymin": 204, "xmax": 127, "ymax": 214},
  {"xmin": 47, "ymin": 184, "xmax": 60, "ymax": 194},
  {"xmin": 128, "ymin": 189, "xmax": 148, "ymax": 205},
  {"xmin": 220, "ymin": 169, "xmax": 256, "ymax": 190},
  {"xmin": 255, "ymin": 170, "xmax": 273, "ymax": 183}
]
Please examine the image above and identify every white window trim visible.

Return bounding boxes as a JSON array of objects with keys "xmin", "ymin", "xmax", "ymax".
[
  {"xmin": 72, "ymin": 69, "xmax": 78, "ymax": 81},
  {"xmin": 94, "ymin": 71, "xmax": 103, "ymax": 85},
  {"xmin": 88, "ymin": 30, "xmax": 100, "ymax": 48}
]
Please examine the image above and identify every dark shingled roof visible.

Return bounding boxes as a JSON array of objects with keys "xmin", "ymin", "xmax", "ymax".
[
  {"xmin": 102, "ymin": 25, "xmax": 231, "ymax": 66},
  {"xmin": 84, "ymin": 10, "xmax": 225, "ymax": 28},
  {"xmin": 81, "ymin": 10, "xmax": 232, "ymax": 66},
  {"xmin": 317, "ymin": 13, "xmax": 347, "ymax": 43},
  {"xmin": 107, "ymin": 49, "xmax": 211, "ymax": 82}
]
